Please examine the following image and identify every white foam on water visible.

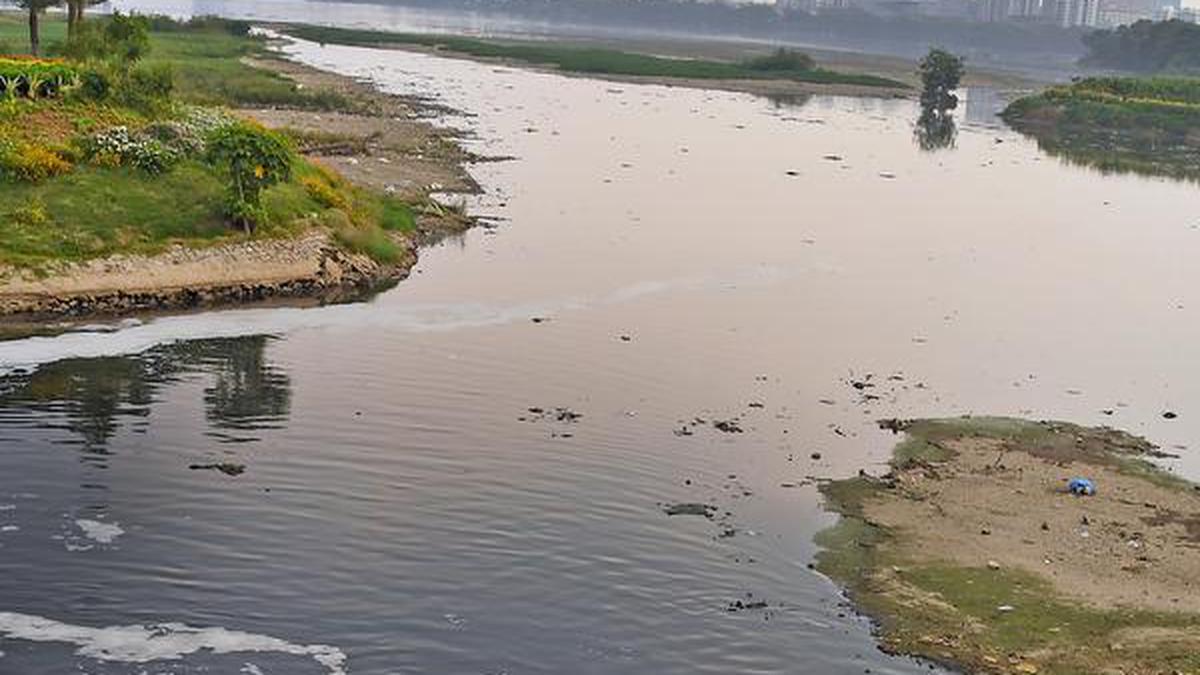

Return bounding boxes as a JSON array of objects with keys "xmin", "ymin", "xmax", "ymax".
[
  {"xmin": 0, "ymin": 612, "xmax": 348, "ymax": 674},
  {"xmin": 75, "ymin": 519, "xmax": 124, "ymax": 544},
  {"xmin": 242, "ymin": 663, "xmax": 266, "ymax": 675},
  {"xmin": 0, "ymin": 525, "xmax": 18, "ymax": 533},
  {"xmin": 0, "ymin": 265, "xmax": 797, "ymax": 375}
]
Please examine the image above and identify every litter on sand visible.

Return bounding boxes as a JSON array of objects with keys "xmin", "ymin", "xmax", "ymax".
[{"xmin": 1068, "ymin": 477, "xmax": 1096, "ymax": 496}]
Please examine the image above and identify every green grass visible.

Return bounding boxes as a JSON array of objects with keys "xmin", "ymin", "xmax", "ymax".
[
  {"xmin": 0, "ymin": 157, "xmax": 418, "ymax": 267},
  {"xmin": 284, "ymin": 25, "xmax": 907, "ymax": 89},
  {"xmin": 0, "ymin": 12, "xmax": 349, "ymax": 110},
  {"xmin": 146, "ymin": 30, "xmax": 350, "ymax": 110},
  {"xmin": 0, "ymin": 161, "xmax": 327, "ymax": 266},
  {"xmin": 0, "ymin": 13, "xmax": 422, "ymax": 269},
  {"xmin": 1004, "ymin": 77, "xmax": 1200, "ymax": 132},
  {"xmin": 815, "ymin": 417, "xmax": 1200, "ymax": 675}
]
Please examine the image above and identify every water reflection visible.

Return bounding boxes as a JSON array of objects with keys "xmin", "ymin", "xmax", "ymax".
[
  {"xmin": 764, "ymin": 92, "xmax": 815, "ymax": 110},
  {"xmin": 0, "ymin": 335, "xmax": 291, "ymax": 451},
  {"xmin": 1019, "ymin": 129, "xmax": 1200, "ymax": 183},
  {"xmin": 914, "ymin": 107, "xmax": 956, "ymax": 151}
]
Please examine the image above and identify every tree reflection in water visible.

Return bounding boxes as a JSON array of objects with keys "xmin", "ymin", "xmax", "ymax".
[
  {"xmin": 915, "ymin": 107, "xmax": 957, "ymax": 152},
  {"xmin": 0, "ymin": 335, "xmax": 292, "ymax": 453}
]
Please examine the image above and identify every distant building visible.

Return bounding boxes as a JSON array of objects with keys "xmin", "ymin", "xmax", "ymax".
[
  {"xmin": 1055, "ymin": 0, "xmax": 1102, "ymax": 25},
  {"xmin": 1007, "ymin": 0, "xmax": 1046, "ymax": 17},
  {"xmin": 976, "ymin": 0, "xmax": 1014, "ymax": 22},
  {"xmin": 775, "ymin": 0, "xmax": 851, "ymax": 14},
  {"xmin": 1175, "ymin": 6, "xmax": 1200, "ymax": 20},
  {"xmin": 1098, "ymin": 0, "xmax": 1176, "ymax": 25}
]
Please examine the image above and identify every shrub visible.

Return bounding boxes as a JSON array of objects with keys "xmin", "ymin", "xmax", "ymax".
[
  {"xmin": 746, "ymin": 48, "xmax": 816, "ymax": 73},
  {"xmin": 0, "ymin": 142, "xmax": 73, "ymax": 182},
  {"xmin": 206, "ymin": 122, "xmax": 294, "ymax": 231},
  {"xmin": 80, "ymin": 126, "xmax": 181, "ymax": 175},
  {"xmin": 146, "ymin": 14, "xmax": 253, "ymax": 37},
  {"xmin": 105, "ymin": 12, "xmax": 151, "ymax": 64},
  {"xmin": 78, "ymin": 68, "xmax": 111, "ymax": 101},
  {"xmin": 62, "ymin": 12, "xmax": 151, "ymax": 68},
  {"xmin": 79, "ymin": 108, "xmax": 232, "ymax": 175},
  {"xmin": 301, "ymin": 174, "xmax": 349, "ymax": 210},
  {"xmin": 114, "ymin": 63, "xmax": 174, "ymax": 111}
]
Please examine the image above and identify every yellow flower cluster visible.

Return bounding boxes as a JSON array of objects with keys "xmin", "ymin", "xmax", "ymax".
[{"xmin": 0, "ymin": 142, "xmax": 72, "ymax": 182}]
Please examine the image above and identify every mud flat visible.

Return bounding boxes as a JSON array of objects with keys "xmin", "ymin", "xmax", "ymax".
[{"xmin": 817, "ymin": 417, "xmax": 1200, "ymax": 675}]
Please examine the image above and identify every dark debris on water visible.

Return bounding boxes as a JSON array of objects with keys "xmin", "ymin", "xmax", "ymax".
[{"xmin": 188, "ymin": 462, "xmax": 246, "ymax": 477}]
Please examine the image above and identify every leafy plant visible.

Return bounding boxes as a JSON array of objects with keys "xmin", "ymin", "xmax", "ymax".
[
  {"xmin": 115, "ymin": 62, "xmax": 174, "ymax": 111},
  {"xmin": 205, "ymin": 122, "xmax": 294, "ymax": 232},
  {"xmin": 77, "ymin": 68, "xmax": 110, "ymax": 100},
  {"xmin": 301, "ymin": 174, "xmax": 350, "ymax": 210},
  {"xmin": 918, "ymin": 48, "xmax": 965, "ymax": 112},
  {"xmin": 0, "ymin": 57, "xmax": 80, "ymax": 100},
  {"xmin": 63, "ymin": 12, "xmax": 151, "ymax": 67},
  {"xmin": 81, "ymin": 125, "xmax": 180, "ymax": 175}
]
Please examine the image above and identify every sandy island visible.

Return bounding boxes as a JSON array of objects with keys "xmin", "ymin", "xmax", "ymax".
[{"xmin": 817, "ymin": 417, "xmax": 1200, "ymax": 675}]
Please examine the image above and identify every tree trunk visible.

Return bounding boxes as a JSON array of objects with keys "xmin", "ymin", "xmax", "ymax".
[
  {"xmin": 28, "ymin": 7, "xmax": 39, "ymax": 58},
  {"xmin": 70, "ymin": 1, "xmax": 87, "ymax": 39},
  {"xmin": 67, "ymin": 2, "xmax": 79, "ymax": 40}
]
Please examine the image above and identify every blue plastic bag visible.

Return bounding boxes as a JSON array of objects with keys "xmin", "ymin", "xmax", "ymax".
[{"xmin": 1068, "ymin": 477, "xmax": 1096, "ymax": 496}]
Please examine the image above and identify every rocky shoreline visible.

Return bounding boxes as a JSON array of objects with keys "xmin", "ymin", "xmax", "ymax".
[{"xmin": 0, "ymin": 231, "xmax": 414, "ymax": 320}]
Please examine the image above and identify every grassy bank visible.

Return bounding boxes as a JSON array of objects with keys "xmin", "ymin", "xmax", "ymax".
[
  {"xmin": 816, "ymin": 417, "xmax": 1200, "ymax": 675},
  {"xmin": 1003, "ymin": 77, "xmax": 1200, "ymax": 134},
  {"xmin": 1002, "ymin": 76, "xmax": 1200, "ymax": 181},
  {"xmin": 0, "ymin": 13, "xmax": 415, "ymax": 268},
  {"xmin": 0, "ymin": 14, "xmax": 347, "ymax": 110},
  {"xmin": 283, "ymin": 24, "xmax": 907, "ymax": 89}
]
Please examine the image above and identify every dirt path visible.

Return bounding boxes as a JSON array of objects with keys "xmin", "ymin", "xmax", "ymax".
[{"xmin": 818, "ymin": 417, "xmax": 1200, "ymax": 674}]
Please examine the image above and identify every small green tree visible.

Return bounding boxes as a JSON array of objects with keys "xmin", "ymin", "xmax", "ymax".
[
  {"xmin": 102, "ymin": 12, "xmax": 150, "ymax": 64},
  {"xmin": 206, "ymin": 123, "xmax": 294, "ymax": 233},
  {"xmin": 66, "ymin": 12, "xmax": 150, "ymax": 67},
  {"xmin": 918, "ymin": 48, "xmax": 965, "ymax": 112}
]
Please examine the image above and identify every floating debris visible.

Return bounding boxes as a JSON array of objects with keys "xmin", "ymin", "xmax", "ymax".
[
  {"xmin": 713, "ymin": 419, "xmax": 744, "ymax": 434},
  {"xmin": 662, "ymin": 503, "xmax": 716, "ymax": 518},
  {"xmin": 189, "ymin": 463, "xmax": 246, "ymax": 477}
]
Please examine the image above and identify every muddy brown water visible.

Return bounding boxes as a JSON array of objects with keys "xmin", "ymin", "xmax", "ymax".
[{"xmin": 3, "ymin": 12, "xmax": 1200, "ymax": 675}]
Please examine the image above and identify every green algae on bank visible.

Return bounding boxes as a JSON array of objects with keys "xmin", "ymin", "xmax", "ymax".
[{"xmin": 815, "ymin": 417, "xmax": 1200, "ymax": 675}]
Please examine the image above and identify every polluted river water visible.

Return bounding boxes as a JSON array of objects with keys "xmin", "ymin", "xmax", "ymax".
[{"xmin": 2, "ymin": 24, "xmax": 1200, "ymax": 675}]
